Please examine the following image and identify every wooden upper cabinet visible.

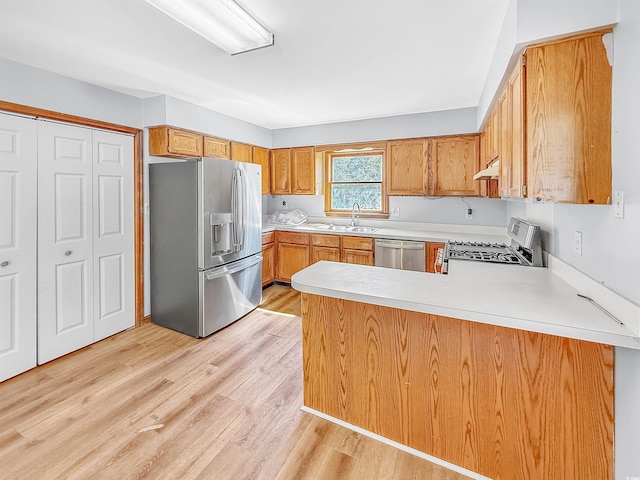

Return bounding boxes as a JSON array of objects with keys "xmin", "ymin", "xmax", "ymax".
[
  {"xmin": 271, "ymin": 148, "xmax": 291, "ymax": 194},
  {"xmin": 525, "ymin": 32, "xmax": 612, "ymax": 204},
  {"xmin": 231, "ymin": 142, "xmax": 253, "ymax": 163},
  {"xmin": 253, "ymin": 146, "xmax": 270, "ymax": 195},
  {"xmin": 507, "ymin": 62, "xmax": 526, "ymax": 198},
  {"xmin": 429, "ymin": 135, "xmax": 481, "ymax": 196},
  {"xmin": 148, "ymin": 126, "xmax": 203, "ymax": 158},
  {"xmin": 487, "ymin": 108, "xmax": 500, "ymax": 163},
  {"xmin": 270, "ymin": 147, "xmax": 315, "ymax": 195},
  {"xmin": 498, "ymin": 86, "xmax": 510, "ymax": 198},
  {"xmin": 203, "ymin": 136, "xmax": 230, "ymax": 158},
  {"xmin": 291, "ymin": 146, "xmax": 315, "ymax": 194},
  {"xmin": 386, "ymin": 138, "xmax": 428, "ymax": 195}
]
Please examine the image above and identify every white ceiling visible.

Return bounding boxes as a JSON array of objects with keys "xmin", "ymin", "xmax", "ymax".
[{"xmin": 0, "ymin": 0, "xmax": 510, "ymax": 129}]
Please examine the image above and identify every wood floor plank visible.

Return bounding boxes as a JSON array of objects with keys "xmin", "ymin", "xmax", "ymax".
[{"xmin": 0, "ymin": 285, "xmax": 471, "ymax": 480}]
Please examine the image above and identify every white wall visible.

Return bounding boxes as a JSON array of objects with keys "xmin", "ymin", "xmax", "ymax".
[
  {"xmin": 273, "ymin": 107, "xmax": 478, "ymax": 147},
  {"xmin": 486, "ymin": 2, "xmax": 639, "ymax": 477},
  {"xmin": 0, "ymin": 57, "xmax": 143, "ymax": 128},
  {"xmin": 267, "ymin": 194, "xmax": 507, "ymax": 227}
]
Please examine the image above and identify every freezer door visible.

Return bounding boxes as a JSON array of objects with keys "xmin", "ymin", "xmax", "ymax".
[
  {"xmin": 199, "ymin": 254, "xmax": 262, "ymax": 337},
  {"xmin": 201, "ymin": 158, "xmax": 262, "ymax": 269}
]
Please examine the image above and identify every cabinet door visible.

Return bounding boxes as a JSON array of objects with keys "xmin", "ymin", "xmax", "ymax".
[
  {"xmin": 311, "ymin": 246, "xmax": 340, "ymax": 264},
  {"xmin": 525, "ymin": 34, "xmax": 612, "ymax": 204},
  {"xmin": 426, "ymin": 242, "xmax": 445, "ymax": 273},
  {"xmin": 507, "ymin": 64, "xmax": 526, "ymax": 198},
  {"xmin": 291, "ymin": 147, "xmax": 315, "ymax": 194},
  {"xmin": 498, "ymin": 87, "xmax": 510, "ymax": 197},
  {"xmin": 276, "ymin": 243, "xmax": 309, "ymax": 282},
  {"xmin": 231, "ymin": 142, "xmax": 253, "ymax": 163},
  {"xmin": 342, "ymin": 249, "xmax": 373, "ymax": 266},
  {"xmin": 204, "ymin": 136, "xmax": 230, "ymax": 158},
  {"xmin": 271, "ymin": 148, "xmax": 291, "ymax": 194},
  {"xmin": 386, "ymin": 139, "xmax": 428, "ymax": 195},
  {"xmin": 92, "ymin": 130, "xmax": 135, "ymax": 341},
  {"xmin": 253, "ymin": 146, "xmax": 270, "ymax": 195},
  {"xmin": 148, "ymin": 126, "xmax": 203, "ymax": 158},
  {"xmin": 429, "ymin": 135, "xmax": 480, "ymax": 196},
  {"xmin": 262, "ymin": 242, "xmax": 275, "ymax": 286},
  {"xmin": 0, "ymin": 113, "xmax": 37, "ymax": 382},
  {"xmin": 37, "ymin": 121, "xmax": 95, "ymax": 364}
]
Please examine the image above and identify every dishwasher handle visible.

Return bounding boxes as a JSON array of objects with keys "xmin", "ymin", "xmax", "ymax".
[{"xmin": 375, "ymin": 239, "xmax": 425, "ymax": 250}]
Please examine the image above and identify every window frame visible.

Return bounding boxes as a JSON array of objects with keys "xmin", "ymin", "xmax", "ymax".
[{"xmin": 322, "ymin": 145, "xmax": 389, "ymax": 218}]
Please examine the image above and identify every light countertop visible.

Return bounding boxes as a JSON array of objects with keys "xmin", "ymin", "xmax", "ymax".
[
  {"xmin": 291, "ymin": 260, "xmax": 640, "ymax": 350},
  {"xmin": 262, "ymin": 220, "xmax": 507, "ymax": 244}
]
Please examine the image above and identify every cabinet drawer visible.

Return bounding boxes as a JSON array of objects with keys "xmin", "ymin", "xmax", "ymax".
[
  {"xmin": 277, "ymin": 231, "xmax": 310, "ymax": 245},
  {"xmin": 262, "ymin": 231, "xmax": 275, "ymax": 245},
  {"xmin": 311, "ymin": 234, "xmax": 340, "ymax": 248},
  {"xmin": 342, "ymin": 236, "xmax": 373, "ymax": 251}
]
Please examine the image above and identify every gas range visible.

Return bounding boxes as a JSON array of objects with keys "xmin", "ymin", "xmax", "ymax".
[{"xmin": 444, "ymin": 218, "xmax": 543, "ymax": 270}]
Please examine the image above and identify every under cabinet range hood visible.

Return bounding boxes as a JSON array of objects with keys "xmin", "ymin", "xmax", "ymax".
[{"xmin": 473, "ymin": 160, "xmax": 499, "ymax": 180}]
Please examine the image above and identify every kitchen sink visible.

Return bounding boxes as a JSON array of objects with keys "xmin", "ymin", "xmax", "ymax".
[
  {"xmin": 347, "ymin": 226, "xmax": 378, "ymax": 233},
  {"xmin": 298, "ymin": 223, "xmax": 378, "ymax": 233}
]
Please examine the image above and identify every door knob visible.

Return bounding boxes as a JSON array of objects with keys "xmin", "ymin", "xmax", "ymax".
[
  {"xmin": 65, "ymin": 250, "xmax": 73, "ymax": 256},
  {"xmin": 0, "ymin": 261, "xmax": 9, "ymax": 267}
]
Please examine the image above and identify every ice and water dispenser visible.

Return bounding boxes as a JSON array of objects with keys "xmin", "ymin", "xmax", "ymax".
[{"xmin": 210, "ymin": 213, "xmax": 233, "ymax": 255}]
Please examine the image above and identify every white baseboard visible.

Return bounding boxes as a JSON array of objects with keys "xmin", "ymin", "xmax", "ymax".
[{"xmin": 300, "ymin": 405, "xmax": 492, "ymax": 480}]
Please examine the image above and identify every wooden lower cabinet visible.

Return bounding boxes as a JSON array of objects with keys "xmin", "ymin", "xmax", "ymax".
[
  {"xmin": 311, "ymin": 234, "xmax": 340, "ymax": 264},
  {"xmin": 341, "ymin": 236, "xmax": 374, "ymax": 266},
  {"xmin": 302, "ymin": 294, "xmax": 614, "ymax": 480},
  {"xmin": 275, "ymin": 231, "xmax": 310, "ymax": 282},
  {"xmin": 261, "ymin": 232, "xmax": 275, "ymax": 287},
  {"xmin": 425, "ymin": 242, "xmax": 445, "ymax": 273}
]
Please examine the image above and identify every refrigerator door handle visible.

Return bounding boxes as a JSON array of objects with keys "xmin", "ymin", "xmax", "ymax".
[
  {"xmin": 232, "ymin": 168, "xmax": 246, "ymax": 252},
  {"xmin": 204, "ymin": 254, "xmax": 263, "ymax": 280}
]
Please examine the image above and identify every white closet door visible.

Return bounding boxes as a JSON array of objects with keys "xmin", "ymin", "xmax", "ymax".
[
  {"xmin": 38, "ymin": 121, "xmax": 94, "ymax": 364},
  {"xmin": 0, "ymin": 113, "xmax": 37, "ymax": 381},
  {"xmin": 93, "ymin": 130, "xmax": 134, "ymax": 340}
]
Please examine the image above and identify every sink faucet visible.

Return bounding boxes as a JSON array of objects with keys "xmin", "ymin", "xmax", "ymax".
[{"xmin": 351, "ymin": 202, "xmax": 361, "ymax": 226}]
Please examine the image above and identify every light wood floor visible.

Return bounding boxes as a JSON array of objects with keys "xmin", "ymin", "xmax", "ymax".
[{"xmin": 0, "ymin": 285, "xmax": 470, "ymax": 480}]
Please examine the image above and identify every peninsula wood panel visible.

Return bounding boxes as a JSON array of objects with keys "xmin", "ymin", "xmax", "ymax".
[{"xmin": 301, "ymin": 294, "xmax": 614, "ymax": 480}]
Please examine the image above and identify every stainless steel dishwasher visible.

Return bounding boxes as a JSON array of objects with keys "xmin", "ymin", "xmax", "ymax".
[{"xmin": 374, "ymin": 239, "xmax": 426, "ymax": 272}]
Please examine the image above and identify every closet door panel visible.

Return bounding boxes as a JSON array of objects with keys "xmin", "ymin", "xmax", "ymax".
[
  {"xmin": 93, "ymin": 130, "xmax": 134, "ymax": 340},
  {"xmin": 0, "ymin": 113, "xmax": 37, "ymax": 382},
  {"xmin": 38, "ymin": 121, "xmax": 94, "ymax": 364}
]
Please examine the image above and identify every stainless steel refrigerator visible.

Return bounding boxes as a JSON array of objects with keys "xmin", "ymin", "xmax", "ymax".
[{"xmin": 149, "ymin": 157, "xmax": 262, "ymax": 337}]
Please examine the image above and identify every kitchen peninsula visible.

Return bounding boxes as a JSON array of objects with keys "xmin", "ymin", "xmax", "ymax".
[{"xmin": 292, "ymin": 260, "xmax": 639, "ymax": 480}]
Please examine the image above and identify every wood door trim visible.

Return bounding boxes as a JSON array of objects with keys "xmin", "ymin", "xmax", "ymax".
[{"xmin": 0, "ymin": 100, "xmax": 145, "ymax": 327}]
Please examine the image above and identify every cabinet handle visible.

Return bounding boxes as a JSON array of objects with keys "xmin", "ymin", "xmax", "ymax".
[
  {"xmin": 0, "ymin": 261, "xmax": 9, "ymax": 267},
  {"xmin": 65, "ymin": 250, "xmax": 73, "ymax": 256}
]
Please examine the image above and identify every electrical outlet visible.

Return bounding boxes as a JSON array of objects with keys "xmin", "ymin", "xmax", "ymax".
[
  {"xmin": 144, "ymin": 203, "xmax": 150, "ymax": 214},
  {"xmin": 614, "ymin": 191, "xmax": 624, "ymax": 218},
  {"xmin": 282, "ymin": 200, "xmax": 287, "ymax": 209},
  {"xmin": 574, "ymin": 231, "xmax": 583, "ymax": 256},
  {"xmin": 465, "ymin": 208, "xmax": 473, "ymax": 220},
  {"xmin": 391, "ymin": 208, "xmax": 400, "ymax": 216}
]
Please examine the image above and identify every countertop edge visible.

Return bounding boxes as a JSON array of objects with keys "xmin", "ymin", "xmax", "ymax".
[{"xmin": 292, "ymin": 262, "xmax": 640, "ymax": 350}]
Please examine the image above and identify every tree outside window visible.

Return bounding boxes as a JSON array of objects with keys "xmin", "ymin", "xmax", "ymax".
[{"xmin": 324, "ymin": 149, "xmax": 388, "ymax": 217}]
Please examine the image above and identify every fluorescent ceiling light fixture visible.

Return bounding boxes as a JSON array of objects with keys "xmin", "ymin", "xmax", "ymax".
[{"xmin": 145, "ymin": 0, "xmax": 274, "ymax": 55}]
